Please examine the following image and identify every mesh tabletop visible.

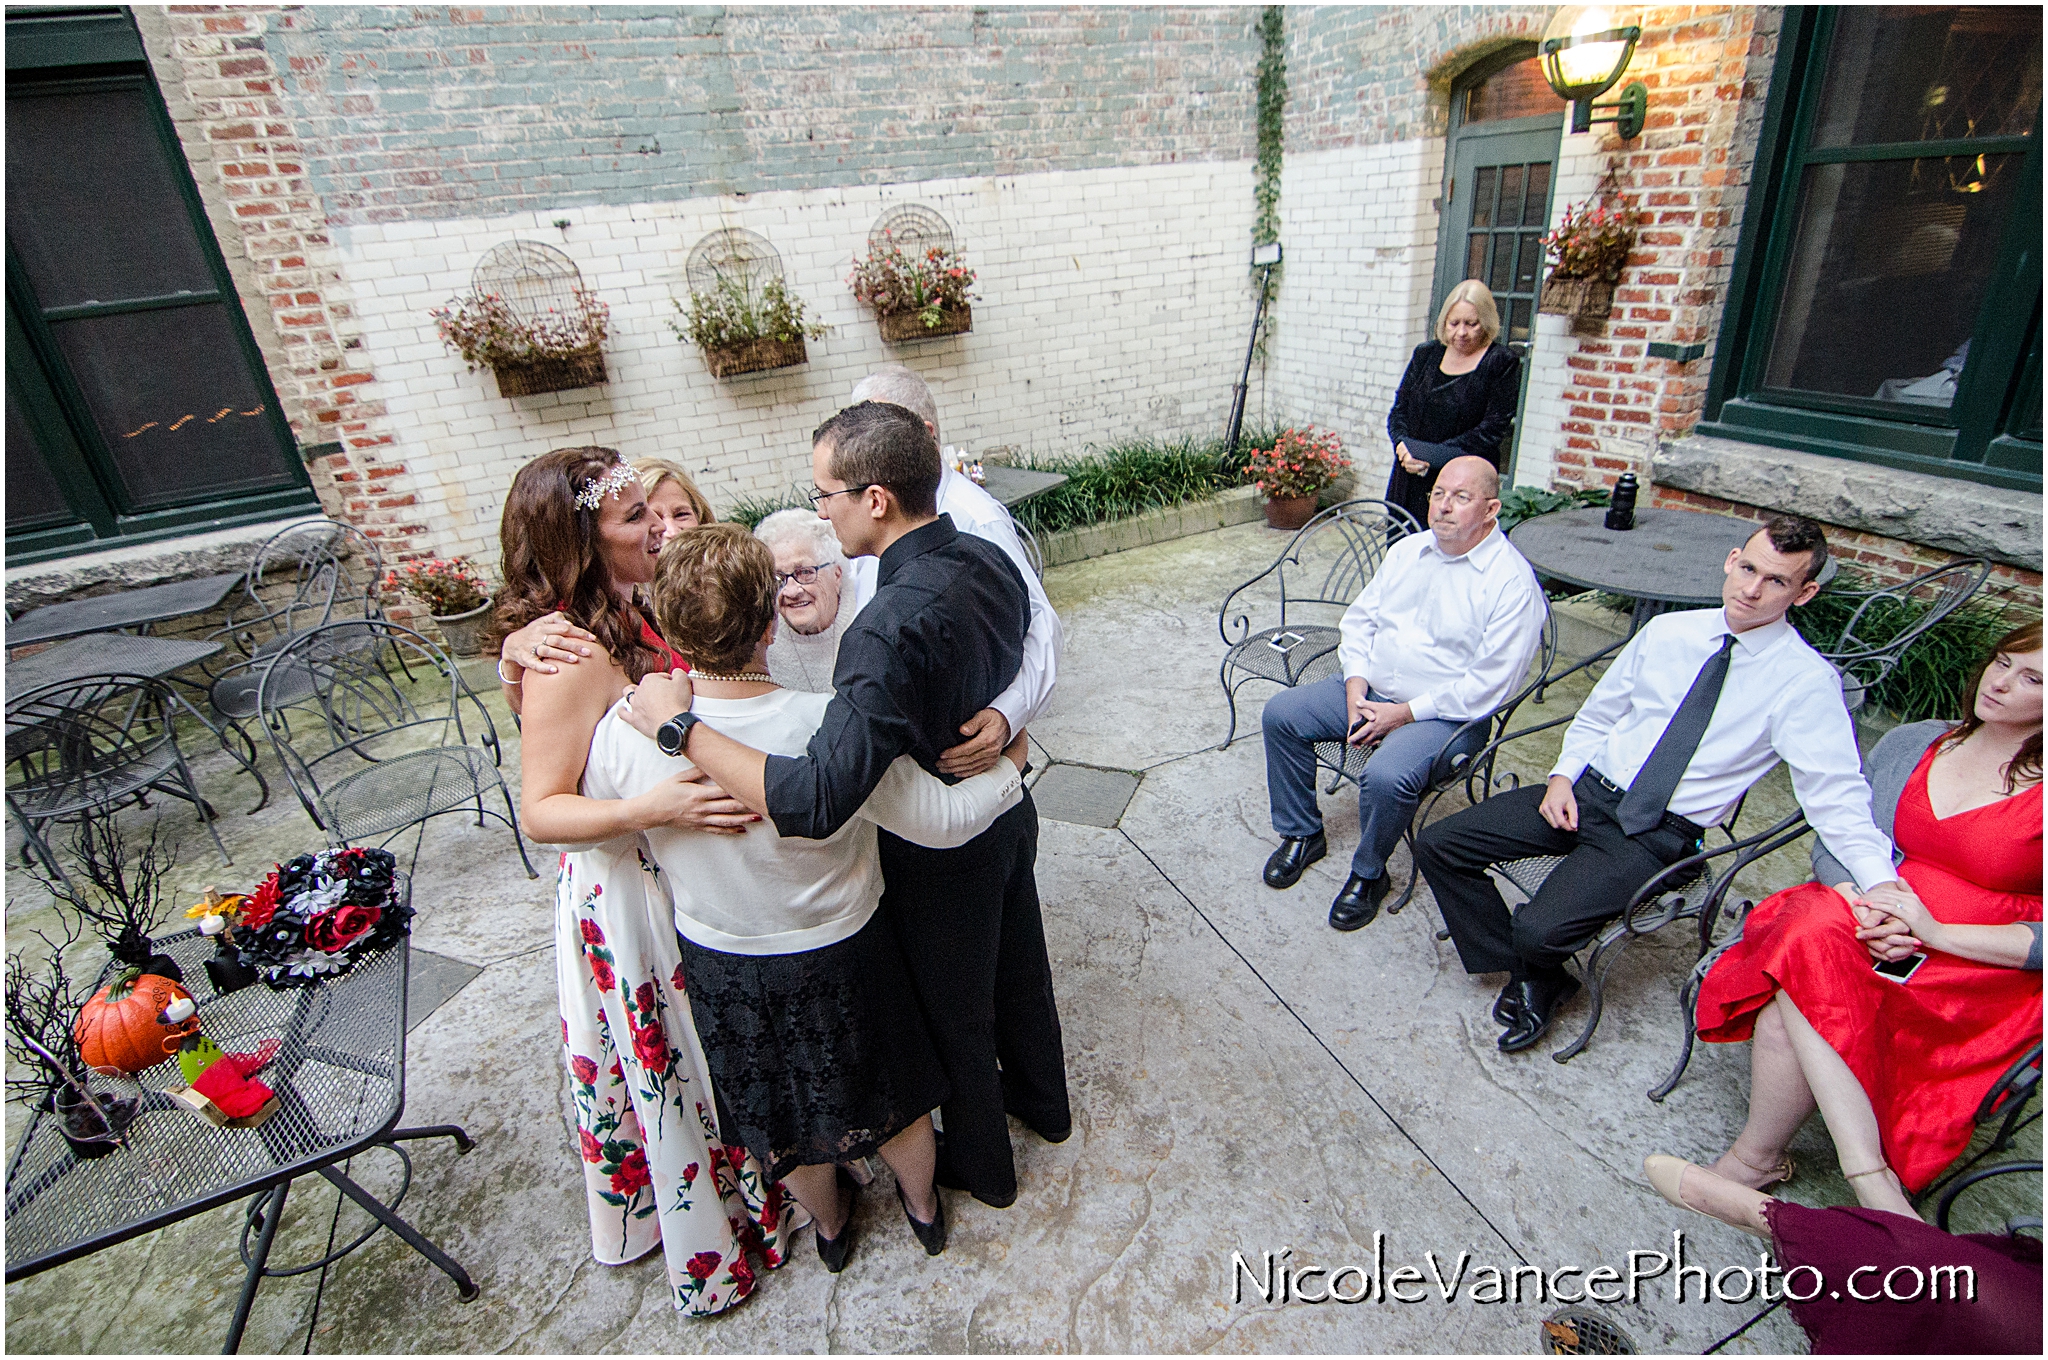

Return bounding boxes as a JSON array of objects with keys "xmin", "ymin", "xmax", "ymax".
[
  {"xmin": 7, "ymin": 573, "xmax": 245, "ymax": 648},
  {"xmin": 6, "ymin": 635, "xmax": 224, "ymax": 693},
  {"xmin": 1509, "ymin": 508, "xmax": 1837, "ymax": 605},
  {"xmin": 976, "ymin": 465, "xmax": 1068, "ymax": 509},
  {"xmin": 5, "ymin": 892, "xmax": 411, "ymax": 1279}
]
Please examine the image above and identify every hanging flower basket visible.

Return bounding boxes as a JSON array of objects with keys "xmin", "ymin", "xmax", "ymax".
[
  {"xmin": 491, "ymin": 347, "xmax": 608, "ymax": 397},
  {"xmin": 879, "ymin": 304, "xmax": 972, "ymax": 344},
  {"xmin": 703, "ymin": 336, "xmax": 810, "ymax": 378},
  {"xmin": 1538, "ymin": 273, "xmax": 1617, "ymax": 322}
]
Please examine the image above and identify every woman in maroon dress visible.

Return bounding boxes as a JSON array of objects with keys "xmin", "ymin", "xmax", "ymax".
[{"xmin": 1682, "ymin": 619, "xmax": 2041, "ymax": 1217}]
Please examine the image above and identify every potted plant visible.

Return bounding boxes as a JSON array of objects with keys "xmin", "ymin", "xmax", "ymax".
[
  {"xmin": 1244, "ymin": 427, "xmax": 1350, "ymax": 531},
  {"xmin": 669, "ymin": 275, "xmax": 826, "ymax": 379},
  {"xmin": 6, "ymin": 918, "xmax": 139, "ymax": 1160},
  {"xmin": 431, "ymin": 288, "xmax": 612, "ymax": 397},
  {"xmin": 384, "ymin": 556, "xmax": 494, "ymax": 656},
  {"xmin": 1537, "ymin": 196, "xmax": 1638, "ymax": 330},
  {"xmin": 848, "ymin": 236, "xmax": 977, "ymax": 343}
]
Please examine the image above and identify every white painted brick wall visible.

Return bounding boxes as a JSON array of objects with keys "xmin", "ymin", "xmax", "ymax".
[{"xmin": 331, "ymin": 160, "xmax": 1257, "ymax": 569}]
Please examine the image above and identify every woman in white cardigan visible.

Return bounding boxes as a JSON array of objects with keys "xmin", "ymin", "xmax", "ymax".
[{"xmin": 584, "ymin": 524, "xmax": 1028, "ymax": 1272}]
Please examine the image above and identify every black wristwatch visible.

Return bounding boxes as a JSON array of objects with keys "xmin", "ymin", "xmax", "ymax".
[{"xmin": 656, "ymin": 710, "xmax": 701, "ymax": 757}]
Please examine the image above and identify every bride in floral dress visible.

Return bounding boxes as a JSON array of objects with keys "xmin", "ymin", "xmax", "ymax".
[{"xmin": 494, "ymin": 447, "xmax": 797, "ymax": 1313}]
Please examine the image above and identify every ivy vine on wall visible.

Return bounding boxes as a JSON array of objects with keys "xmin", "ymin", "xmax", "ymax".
[{"xmin": 1252, "ymin": 5, "xmax": 1286, "ymax": 358}]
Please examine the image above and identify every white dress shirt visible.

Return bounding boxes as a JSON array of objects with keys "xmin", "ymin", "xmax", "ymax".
[
  {"xmin": 584, "ymin": 689, "xmax": 1022, "ymax": 955},
  {"xmin": 844, "ymin": 458, "xmax": 1062, "ymax": 733},
  {"xmin": 1550, "ymin": 608, "xmax": 1898, "ymax": 891},
  {"xmin": 1336, "ymin": 525, "xmax": 1547, "ymax": 723}
]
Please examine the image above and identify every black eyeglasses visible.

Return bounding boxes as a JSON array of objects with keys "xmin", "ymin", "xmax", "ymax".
[
  {"xmin": 807, "ymin": 483, "xmax": 877, "ymax": 505},
  {"xmin": 773, "ymin": 564, "xmax": 837, "ymax": 590}
]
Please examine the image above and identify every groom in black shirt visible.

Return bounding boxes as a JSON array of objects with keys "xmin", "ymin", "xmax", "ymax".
[{"xmin": 627, "ymin": 401, "xmax": 1070, "ymax": 1208}]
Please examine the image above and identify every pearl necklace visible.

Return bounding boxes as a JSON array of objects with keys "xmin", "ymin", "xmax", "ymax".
[{"xmin": 690, "ymin": 670, "xmax": 774, "ymax": 684}]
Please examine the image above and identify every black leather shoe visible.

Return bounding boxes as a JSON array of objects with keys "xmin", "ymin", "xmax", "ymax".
[
  {"xmin": 1328, "ymin": 873, "xmax": 1387, "ymax": 930},
  {"xmin": 815, "ymin": 1167, "xmax": 858, "ymax": 1272},
  {"xmin": 1263, "ymin": 832, "xmax": 1326, "ymax": 888},
  {"xmin": 1496, "ymin": 974, "xmax": 1581, "ymax": 1054},
  {"xmin": 896, "ymin": 1179, "xmax": 948, "ymax": 1255},
  {"xmin": 1492, "ymin": 981, "xmax": 1523, "ymax": 1026},
  {"xmin": 932, "ymin": 1131, "xmax": 1019, "ymax": 1209}
]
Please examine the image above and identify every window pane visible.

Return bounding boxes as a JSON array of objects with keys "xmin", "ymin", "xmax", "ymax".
[
  {"xmin": 6, "ymin": 387, "xmax": 74, "ymax": 530},
  {"xmin": 1465, "ymin": 56, "xmax": 1560, "ymax": 124},
  {"xmin": 1523, "ymin": 163, "xmax": 1552, "ymax": 225},
  {"xmin": 1466, "ymin": 234, "xmax": 1487, "ymax": 282},
  {"xmin": 1515, "ymin": 232, "xmax": 1542, "ymax": 292},
  {"xmin": 1504, "ymin": 298, "xmax": 1528, "ymax": 345},
  {"xmin": 47, "ymin": 304, "xmax": 298, "ymax": 510},
  {"xmin": 6, "ymin": 82, "xmax": 218, "ymax": 309},
  {"xmin": 1763, "ymin": 155, "xmax": 2021, "ymax": 405},
  {"xmin": 1489, "ymin": 234, "xmax": 1515, "ymax": 293},
  {"xmin": 1812, "ymin": 7, "xmax": 2042, "ymax": 148},
  {"xmin": 1470, "ymin": 167, "xmax": 1497, "ymax": 228},
  {"xmin": 1499, "ymin": 165, "xmax": 1527, "ymax": 230}
]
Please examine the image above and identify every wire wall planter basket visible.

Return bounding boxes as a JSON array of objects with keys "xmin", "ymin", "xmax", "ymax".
[
  {"xmin": 676, "ymin": 228, "xmax": 820, "ymax": 380},
  {"xmin": 435, "ymin": 240, "xmax": 611, "ymax": 397}
]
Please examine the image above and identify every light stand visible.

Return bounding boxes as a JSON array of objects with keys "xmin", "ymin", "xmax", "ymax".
[{"xmin": 1225, "ymin": 241, "xmax": 1283, "ymax": 464}]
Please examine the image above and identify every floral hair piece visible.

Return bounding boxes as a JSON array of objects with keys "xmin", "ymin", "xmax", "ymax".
[{"xmin": 574, "ymin": 462, "xmax": 638, "ymax": 511}]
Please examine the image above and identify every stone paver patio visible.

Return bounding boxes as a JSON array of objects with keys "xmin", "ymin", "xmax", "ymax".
[{"xmin": 5, "ymin": 518, "xmax": 2031, "ymax": 1354}]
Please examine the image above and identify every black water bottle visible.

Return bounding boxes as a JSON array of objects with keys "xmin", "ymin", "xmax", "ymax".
[{"xmin": 1605, "ymin": 472, "xmax": 1639, "ymax": 531}]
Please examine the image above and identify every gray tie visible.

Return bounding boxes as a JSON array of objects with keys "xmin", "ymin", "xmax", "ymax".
[{"xmin": 1617, "ymin": 633, "xmax": 1738, "ymax": 837}]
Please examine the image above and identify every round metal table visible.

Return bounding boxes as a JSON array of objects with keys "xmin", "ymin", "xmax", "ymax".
[{"xmin": 1509, "ymin": 507, "xmax": 1835, "ymax": 632}]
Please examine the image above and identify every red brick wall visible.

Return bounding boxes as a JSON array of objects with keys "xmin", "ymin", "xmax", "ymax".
[{"xmin": 148, "ymin": 5, "xmax": 431, "ymax": 622}]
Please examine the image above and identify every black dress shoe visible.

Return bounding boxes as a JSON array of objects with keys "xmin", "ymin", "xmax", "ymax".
[
  {"xmin": 815, "ymin": 1166, "xmax": 859, "ymax": 1272},
  {"xmin": 1263, "ymin": 832, "xmax": 1326, "ymax": 888},
  {"xmin": 1492, "ymin": 981, "xmax": 1523, "ymax": 1026},
  {"xmin": 1496, "ymin": 974, "xmax": 1581, "ymax": 1053},
  {"xmin": 896, "ymin": 1179, "xmax": 948, "ymax": 1255},
  {"xmin": 1327, "ymin": 872, "xmax": 1388, "ymax": 930},
  {"xmin": 932, "ymin": 1131, "xmax": 1019, "ymax": 1209}
]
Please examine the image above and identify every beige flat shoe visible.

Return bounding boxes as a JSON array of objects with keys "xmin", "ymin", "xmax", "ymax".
[{"xmin": 1644, "ymin": 1154, "xmax": 1771, "ymax": 1240}]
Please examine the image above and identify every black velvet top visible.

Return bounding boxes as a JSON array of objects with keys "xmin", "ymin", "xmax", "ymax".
[
  {"xmin": 1383, "ymin": 340, "xmax": 1521, "ymax": 526},
  {"xmin": 763, "ymin": 515, "xmax": 1028, "ymax": 840}
]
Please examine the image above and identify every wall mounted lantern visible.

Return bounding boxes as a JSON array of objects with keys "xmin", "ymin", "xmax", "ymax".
[{"xmin": 1539, "ymin": 6, "xmax": 1648, "ymax": 139}]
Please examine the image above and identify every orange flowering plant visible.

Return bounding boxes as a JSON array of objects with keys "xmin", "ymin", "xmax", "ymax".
[
  {"xmin": 847, "ymin": 235, "xmax": 977, "ymax": 330},
  {"xmin": 1243, "ymin": 427, "xmax": 1349, "ymax": 501},
  {"xmin": 1540, "ymin": 198, "xmax": 1638, "ymax": 281},
  {"xmin": 382, "ymin": 556, "xmax": 491, "ymax": 616}
]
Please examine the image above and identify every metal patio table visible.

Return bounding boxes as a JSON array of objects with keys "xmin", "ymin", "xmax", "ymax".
[
  {"xmin": 978, "ymin": 464, "xmax": 1068, "ymax": 509},
  {"xmin": 7, "ymin": 572, "xmax": 245, "ymax": 648},
  {"xmin": 6, "ymin": 634, "xmax": 224, "ymax": 696},
  {"xmin": 1509, "ymin": 506, "xmax": 1836, "ymax": 633},
  {"xmin": 4, "ymin": 888, "xmax": 478, "ymax": 1353}
]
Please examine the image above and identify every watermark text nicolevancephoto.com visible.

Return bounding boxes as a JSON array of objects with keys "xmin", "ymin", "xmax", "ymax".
[{"xmin": 1232, "ymin": 1233, "xmax": 1982, "ymax": 1308}]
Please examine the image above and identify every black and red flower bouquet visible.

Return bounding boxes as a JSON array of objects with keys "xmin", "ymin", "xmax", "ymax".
[{"xmin": 226, "ymin": 848, "xmax": 412, "ymax": 989}]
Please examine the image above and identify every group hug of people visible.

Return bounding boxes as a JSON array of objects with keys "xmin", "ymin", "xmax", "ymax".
[
  {"xmin": 486, "ymin": 367, "xmax": 1067, "ymax": 1313},
  {"xmin": 1264, "ymin": 282, "xmax": 2041, "ymax": 1349}
]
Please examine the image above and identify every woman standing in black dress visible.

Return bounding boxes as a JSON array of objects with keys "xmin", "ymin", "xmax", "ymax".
[{"xmin": 1384, "ymin": 279, "xmax": 1521, "ymax": 527}]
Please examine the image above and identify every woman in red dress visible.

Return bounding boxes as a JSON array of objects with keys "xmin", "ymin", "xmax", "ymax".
[{"xmin": 1676, "ymin": 619, "xmax": 2041, "ymax": 1220}]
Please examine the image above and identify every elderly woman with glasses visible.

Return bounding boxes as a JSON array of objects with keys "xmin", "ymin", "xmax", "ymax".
[{"xmin": 754, "ymin": 508, "xmax": 858, "ymax": 694}]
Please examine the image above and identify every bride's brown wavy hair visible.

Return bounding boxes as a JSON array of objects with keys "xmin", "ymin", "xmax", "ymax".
[
  {"xmin": 1940, "ymin": 617, "xmax": 2043, "ymax": 792},
  {"xmin": 489, "ymin": 446, "xmax": 664, "ymax": 682}
]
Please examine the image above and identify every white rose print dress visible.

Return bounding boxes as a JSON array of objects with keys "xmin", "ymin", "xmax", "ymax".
[{"xmin": 556, "ymin": 839, "xmax": 798, "ymax": 1314}]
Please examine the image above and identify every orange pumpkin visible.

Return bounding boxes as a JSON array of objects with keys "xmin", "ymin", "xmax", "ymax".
[{"xmin": 74, "ymin": 969, "xmax": 201, "ymax": 1074}]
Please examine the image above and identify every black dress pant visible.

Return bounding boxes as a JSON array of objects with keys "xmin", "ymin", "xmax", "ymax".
[
  {"xmin": 878, "ymin": 788, "xmax": 1069, "ymax": 1207},
  {"xmin": 1413, "ymin": 771, "xmax": 1705, "ymax": 981}
]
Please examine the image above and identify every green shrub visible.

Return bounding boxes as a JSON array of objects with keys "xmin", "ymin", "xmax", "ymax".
[
  {"xmin": 1496, "ymin": 484, "xmax": 1609, "ymax": 534},
  {"xmin": 1009, "ymin": 427, "xmax": 1278, "ymax": 537},
  {"xmin": 1790, "ymin": 579, "xmax": 2021, "ymax": 722},
  {"xmin": 722, "ymin": 486, "xmax": 810, "ymax": 530}
]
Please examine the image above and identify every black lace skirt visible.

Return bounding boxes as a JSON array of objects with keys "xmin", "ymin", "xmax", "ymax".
[{"xmin": 676, "ymin": 912, "xmax": 948, "ymax": 1180}]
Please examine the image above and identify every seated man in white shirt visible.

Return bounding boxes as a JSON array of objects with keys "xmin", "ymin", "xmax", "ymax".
[
  {"xmin": 1416, "ymin": 514, "xmax": 1903, "ymax": 1054},
  {"xmin": 1261, "ymin": 455, "xmax": 1547, "ymax": 930},
  {"xmin": 843, "ymin": 365, "xmax": 1063, "ymax": 778}
]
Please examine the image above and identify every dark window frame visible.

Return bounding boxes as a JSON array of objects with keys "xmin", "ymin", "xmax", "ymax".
[
  {"xmin": 5, "ymin": 7, "xmax": 320, "ymax": 565},
  {"xmin": 1701, "ymin": 6, "xmax": 2042, "ymax": 492}
]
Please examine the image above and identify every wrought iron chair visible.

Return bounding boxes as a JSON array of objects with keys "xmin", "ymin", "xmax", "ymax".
[
  {"xmin": 1302, "ymin": 597, "xmax": 1560, "ymax": 917},
  {"xmin": 1926, "ymin": 1044, "xmax": 2041, "ymax": 1234},
  {"xmin": 1814, "ymin": 556, "xmax": 1992, "ymax": 713},
  {"xmin": 5, "ymin": 673, "xmax": 259, "ymax": 879},
  {"xmin": 205, "ymin": 520, "xmax": 390, "ymax": 733},
  {"xmin": 1216, "ymin": 498, "xmax": 1421, "ymax": 748},
  {"xmin": 1016, "ymin": 518, "xmax": 1046, "ymax": 580},
  {"xmin": 257, "ymin": 620, "xmax": 537, "ymax": 878}
]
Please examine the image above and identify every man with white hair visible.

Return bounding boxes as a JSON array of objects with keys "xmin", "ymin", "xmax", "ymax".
[{"xmin": 754, "ymin": 508, "xmax": 855, "ymax": 693}]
